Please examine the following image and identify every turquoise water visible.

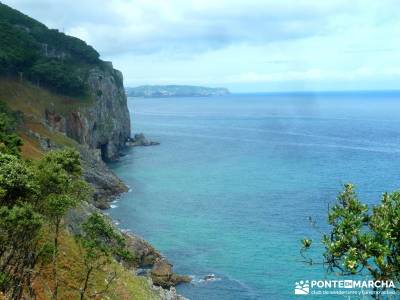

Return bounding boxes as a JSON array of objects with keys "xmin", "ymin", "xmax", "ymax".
[{"xmin": 108, "ymin": 92, "xmax": 400, "ymax": 299}]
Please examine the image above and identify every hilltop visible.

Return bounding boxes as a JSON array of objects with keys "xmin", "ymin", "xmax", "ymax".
[{"xmin": 126, "ymin": 85, "xmax": 230, "ymax": 97}]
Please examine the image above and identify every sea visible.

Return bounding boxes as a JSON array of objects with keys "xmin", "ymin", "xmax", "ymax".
[{"xmin": 108, "ymin": 92, "xmax": 400, "ymax": 299}]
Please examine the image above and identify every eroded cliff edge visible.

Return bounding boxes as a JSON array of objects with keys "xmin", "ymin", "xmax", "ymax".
[
  {"xmin": 0, "ymin": 2, "xmax": 189, "ymax": 298},
  {"xmin": 43, "ymin": 62, "xmax": 132, "ymax": 206},
  {"xmin": 45, "ymin": 63, "xmax": 131, "ymax": 161}
]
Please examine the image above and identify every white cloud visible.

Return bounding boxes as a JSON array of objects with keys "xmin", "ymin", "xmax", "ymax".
[
  {"xmin": 3, "ymin": 0, "xmax": 400, "ymax": 91},
  {"xmin": 5, "ymin": 0, "xmax": 387, "ymax": 56},
  {"xmin": 227, "ymin": 66, "xmax": 400, "ymax": 83}
]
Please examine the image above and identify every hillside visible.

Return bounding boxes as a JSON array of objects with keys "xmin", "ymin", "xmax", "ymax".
[
  {"xmin": 0, "ymin": 3, "xmax": 185, "ymax": 300},
  {"xmin": 0, "ymin": 2, "xmax": 130, "ymax": 163},
  {"xmin": 126, "ymin": 85, "xmax": 230, "ymax": 97},
  {"xmin": 0, "ymin": 2, "xmax": 101, "ymax": 96}
]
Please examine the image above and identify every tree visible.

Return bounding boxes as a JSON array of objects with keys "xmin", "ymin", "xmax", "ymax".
[
  {"xmin": 0, "ymin": 204, "xmax": 43, "ymax": 299},
  {"xmin": 37, "ymin": 149, "xmax": 91, "ymax": 300},
  {"xmin": 0, "ymin": 104, "xmax": 23, "ymax": 157},
  {"xmin": 76, "ymin": 213, "xmax": 133, "ymax": 300},
  {"xmin": 0, "ymin": 154, "xmax": 38, "ymax": 207},
  {"xmin": 302, "ymin": 184, "xmax": 400, "ymax": 298}
]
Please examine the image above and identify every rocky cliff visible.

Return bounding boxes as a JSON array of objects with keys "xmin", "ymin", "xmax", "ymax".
[
  {"xmin": 45, "ymin": 63, "xmax": 131, "ymax": 161},
  {"xmin": 0, "ymin": 2, "xmax": 131, "ymax": 161},
  {"xmin": 0, "ymin": 3, "xmax": 189, "ymax": 298}
]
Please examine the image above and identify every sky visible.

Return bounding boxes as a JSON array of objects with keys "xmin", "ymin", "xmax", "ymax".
[{"xmin": 4, "ymin": 0, "xmax": 400, "ymax": 92}]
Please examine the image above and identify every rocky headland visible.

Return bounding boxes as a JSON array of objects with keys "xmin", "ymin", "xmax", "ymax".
[{"xmin": 0, "ymin": 2, "xmax": 189, "ymax": 299}]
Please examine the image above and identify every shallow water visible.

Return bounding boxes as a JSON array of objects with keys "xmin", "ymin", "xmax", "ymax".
[{"xmin": 108, "ymin": 92, "xmax": 400, "ymax": 299}]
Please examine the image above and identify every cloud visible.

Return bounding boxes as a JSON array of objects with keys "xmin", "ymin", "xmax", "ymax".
[
  {"xmin": 227, "ymin": 67, "xmax": 400, "ymax": 83},
  {"xmin": 5, "ymin": 0, "xmax": 393, "ymax": 57},
  {"xmin": 4, "ymin": 0, "xmax": 400, "ymax": 91}
]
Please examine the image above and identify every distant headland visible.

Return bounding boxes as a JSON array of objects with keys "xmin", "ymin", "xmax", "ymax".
[{"xmin": 126, "ymin": 85, "xmax": 230, "ymax": 97}]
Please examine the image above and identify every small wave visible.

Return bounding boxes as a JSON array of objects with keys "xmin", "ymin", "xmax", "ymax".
[
  {"xmin": 192, "ymin": 274, "xmax": 222, "ymax": 285},
  {"xmin": 110, "ymin": 204, "xmax": 118, "ymax": 209}
]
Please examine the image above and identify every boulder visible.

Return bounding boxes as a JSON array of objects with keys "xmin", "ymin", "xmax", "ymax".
[
  {"xmin": 124, "ymin": 233, "xmax": 162, "ymax": 267},
  {"xmin": 151, "ymin": 259, "xmax": 192, "ymax": 288},
  {"xmin": 127, "ymin": 133, "xmax": 160, "ymax": 147}
]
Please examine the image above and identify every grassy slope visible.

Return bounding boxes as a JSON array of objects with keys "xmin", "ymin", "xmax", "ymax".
[
  {"xmin": 0, "ymin": 78, "xmax": 93, "ymax": 116},
  {"xmin": 0, "ymin": 79, "xmax": 159, "ymax": 299},
  {"xmin": 33, "ymin": 230, "xmax": 158, "ymax": 300},
  {"xmin": 0, "ymin": 78, "xmax": 84, "ymax": 159}
]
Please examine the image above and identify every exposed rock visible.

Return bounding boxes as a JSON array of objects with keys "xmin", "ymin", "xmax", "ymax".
[
  {"xmin": 77, "ymin": 144, "xmax": 128, "ymax": 207},
  {"xmin": 43, "ymin": 63, "xmax": 131, "ymax": 161},
  {"xmin": 203, "ymin": 274, "xmax": 216, "ymax": 281},
  {"xmin": 123, "ymin": 232, "xmax": 162, "ymax": 267},
  {"xmin": 64, "ymin": 203, "xmax": 159, "ymax": 268},
  {"xmin": 151, "ymin": 259, "xmax": 173, "ymax": 278},
  {"xmin": 64, "ymin": 201, "xmax": 97, "ymax": 236},
  {"xmin": 127, "ymin": 133, "xmax": 160, "ymax": 147},
  {"xmin": 45, "ymin": 109, "xmax": 66, "ymax": 132},
  {"xmin": 148, "ymin": 278, "xmax": 188, "ymax": 300},
  {"xmin": 151, "ymin": 259, "xmax": 192, "ymax": 288},
  {"xmin": 81, "ymin": 65, "xmax": 131, "ymax": 161}
]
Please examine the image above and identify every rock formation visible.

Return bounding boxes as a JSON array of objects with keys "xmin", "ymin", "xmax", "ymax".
[{"xmin": 45, "ymin": 63, "xmax": 131, "ymax": 161}]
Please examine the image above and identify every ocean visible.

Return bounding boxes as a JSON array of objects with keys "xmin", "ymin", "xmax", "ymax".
[{"xmin": 108, "ymin": 92, "xmax": 400, "ymax": 299}]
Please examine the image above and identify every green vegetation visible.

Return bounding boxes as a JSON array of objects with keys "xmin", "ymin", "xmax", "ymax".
[
  {"xmin": 0, "ymin": 105, "xmax": 148, "ymax": 299},
  {"xmin": 0, "ymin": 3, "xmax": 101, "ymax": 96},
  {"xmin": 0, "ymin": 103, "xmax": 22, "ymax": 156},
  {"xmin": 76, "ymin": 213, "xmax": 134, "ymax": 299},
  {"xmin": 302, "ymin": 184, "xmax": 400, "ymax": 298}
]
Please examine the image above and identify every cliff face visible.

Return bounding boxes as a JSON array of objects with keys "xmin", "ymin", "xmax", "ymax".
[
  {"xmin": 85, "ymin": 65, "xmax": 130, "ymax": 160},
  {"xmin": 45, "ymin": 63, "xmax": 131, "ymax": 161},
  {"xmin": 0, "ymin": 2, "xmax": 131, "ymax": 160}
]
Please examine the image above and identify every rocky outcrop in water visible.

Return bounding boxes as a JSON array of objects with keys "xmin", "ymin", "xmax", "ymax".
[
  {"xmin": 151, "ymin": 259, "xmax": 192, "ymax": 288},
  {"xmin": 127, "ymin": 133, "xmax": 160, "ymax": 147}
]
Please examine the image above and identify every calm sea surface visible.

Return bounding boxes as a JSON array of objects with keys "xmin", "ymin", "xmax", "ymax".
[{"xmin": 108, "ymin": 92, "xmax": 400, "ymax": 299}]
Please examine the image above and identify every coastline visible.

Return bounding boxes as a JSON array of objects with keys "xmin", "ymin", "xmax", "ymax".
[{"xmin": 99, "ymin": 139, "xmax": 190, "ymax": 300}]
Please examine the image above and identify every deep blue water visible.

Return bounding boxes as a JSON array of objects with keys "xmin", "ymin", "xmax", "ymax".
[{"xmin": 108, "ymin": 92, "xmax": 400, "ymax": 299}]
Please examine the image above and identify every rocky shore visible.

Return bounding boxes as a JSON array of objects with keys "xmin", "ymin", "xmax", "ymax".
[
  {"xmin": 0, "ymin": 3, "xmax": 189, "ymax": 297},
  {"xmin": 65, "ymin": 200, "xmax": 190, "ymax": 300},
  {"xmin": 126, "ymin": 133, "xmax": 160, "ymax": 147},
  {"xmin": 11, "ymin": 61, "xmax": 189, "ymax": 299}
]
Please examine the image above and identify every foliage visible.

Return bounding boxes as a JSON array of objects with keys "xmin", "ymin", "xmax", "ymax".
[
  {"xmin": 0, "ymin": 154, "xmax": 38, "ymax": 206},
  {"xmin": 0, "ymin": 104, "xmax": 144, "ymax": 299},
  {"xmin": 76, "ymin": 213, "xmax": 133, "ymax": 299},
  {"xmin": 0, "ymin": 115, "xmax": 92, "ymax": 299},
  {"xmin": 29, "ymin": 59, "xmax": 86, "ymax": 96},
  {"xmin": 302, "ymin": 184, "xmax": 400, "ymax": 297},
  {"xmin": 0, "ymin": 3, "xmax": 100, "ymax": 96},
  {"xmin": 0, "ymin": 21, "xmax": 38, "ymax": 74},
  {"xmin": 85, "ymin": 213, "xmax": 134, "ymax": 262},
  {"xmin": 0, "ymin": 102, "xmax": 23, "ymax": 156},
  {"xmin": 0, "ymin": 204, "xmax": 44, "ymax": 298}
]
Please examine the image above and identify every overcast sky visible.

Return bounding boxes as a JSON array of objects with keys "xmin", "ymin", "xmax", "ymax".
[{"xmin": 4, "ymin": 0, "xmax": 400, "ymax": 92}]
